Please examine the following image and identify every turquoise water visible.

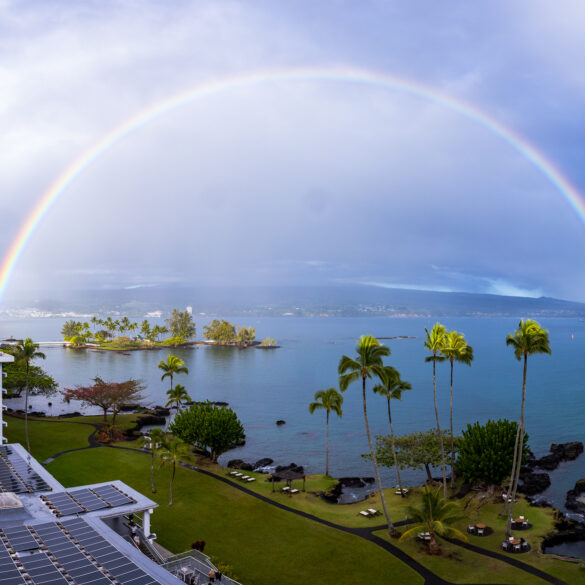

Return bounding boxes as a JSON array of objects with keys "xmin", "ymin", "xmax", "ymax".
[{"xmin": 2, "ymin": 316, "xmax": 584, "ymax": 513}]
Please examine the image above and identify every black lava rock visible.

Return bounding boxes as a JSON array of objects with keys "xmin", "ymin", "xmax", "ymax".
[
  {"xmin": 518, "ymin": 472, "xmax": 551, "ymax": 496},
  {"xmin": 254, "ymin": 458, "xmax": 274, "ymax": 469},
  {"xmin": 276, "ymin": 420, "xmax": 286, "ymax": 425}
]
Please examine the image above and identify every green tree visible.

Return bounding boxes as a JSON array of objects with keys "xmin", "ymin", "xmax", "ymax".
[
  {"xmin": 61, "ymin": 320, "xmax": 83, "ymax": 340},
  {"xmin": 158, "ymin": 355, "xmax": 188, "ymax": 393},
  {"xmin": 424, "ymin": 323, "xmax": 448, "ymax": 497},
  {"xmin": 373, "ymin": 366, "xmax": 411, "ymax": 497},
  {"xmin": 158, "ymin": 435, "xmax": 190, "ymax": 506},
  {"xmin": 339, "ymin": 335, "xmax": 396, "ymax": 537},
  {"xmin": 440, "ymin": 330, "xmax": 473, "ymax": 488},
  {"xmin": 308, "ymin": 388, "xmax": 343, "ymax": 476},
  {"xmin": 203, "ymin": 320, "xmax": 236, "ymax": 344},
  {"xmin": 399, "ymin": 486, "xmax": 467, "ymax": 554},
  {"xmin": 170, "ymin": 402, "xmax": 245, "ymax": 462},
  {"xmin": 236, "ymin": 326, "xmax": 256, "ymax": 346},
  {"xmin": 260, "ymin": 337, "xmax": 277, "ymax": 346},
  {"xmin": 3, "ymin": 361, "xmax": 56, "ymax": 398},
  {"xmin": 166, "ymin": 309, "xmax": 196, "ymax": 340},
  {"xmin": 12, "ymin": 338, "xmax": 46, "ymax": 453},
  {"xmin": 374, "ymin": 429, "xmax": 452, "ymax": 483},
  {"xmin": 504, "ymin": 319, "xmax": 551, "ymax": 535},
  {"xmin": 457, "ymin": 420, "xmax": 528, "ymax": 488},
  {"xmin": 140, "ymin": 320, "xmax": 151, "ymax": 339}
]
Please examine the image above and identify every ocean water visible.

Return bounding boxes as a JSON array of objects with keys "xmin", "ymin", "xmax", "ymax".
[{"xmin": 2, "ymin": 316, "xmax": 584, "ymax": 515}]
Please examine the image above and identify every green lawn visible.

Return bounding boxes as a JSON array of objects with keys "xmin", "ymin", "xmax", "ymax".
[
  {"xmin": 47, "ymin": 448, "xmax": 423, "ymax": 585},
  {"xmin": 4, "ymin": 415, "xmax": 93, "ymax": 462},
  {"xmin": 7, "ymin": 418, "xmax": 585, "ymax": 585}
]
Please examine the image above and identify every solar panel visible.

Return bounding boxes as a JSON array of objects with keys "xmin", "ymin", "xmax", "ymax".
[
  {"xmin": 61, "ymin": 518, "xmax": 160, "ymax": 585},
  {"xmin": 68, "ymin": 488, "xmax": 109, "ymax": 512},
  {"xmin": 92, "ymin": 484, "xmax": 135, "ymax": 507},
  {"xmin": 0, "ymin": 446, "xmax": 52, "ymax": 493},
  {"xmin": 42, "ymin": 492, "xmax": 85, "ymax": 517},
  {"xmin": 0, "ymin": 539, "xmax": 27, "ymax": 585},
  {"xmin": 18, "ymin": 551, "xmax": 69, "ymax": 585},
  {"xmin": 1, "ymin": 527, "xmax": 39, "ymax": 552}
]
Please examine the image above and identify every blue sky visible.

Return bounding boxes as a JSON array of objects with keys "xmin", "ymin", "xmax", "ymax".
[{"xmin": 2, "ymin": 1, "xmax": 585, "ymax": 301}]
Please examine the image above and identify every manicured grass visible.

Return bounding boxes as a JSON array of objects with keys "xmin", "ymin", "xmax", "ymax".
[
  {"xmin": 4, "ymin": 415, "xmax": 93, "ymax": 462},
  {"xmin": 47, "ymin": 448, "xmax": 423, "ymax": 585}
]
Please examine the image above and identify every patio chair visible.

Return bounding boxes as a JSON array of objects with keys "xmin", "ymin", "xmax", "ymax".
[
  {"xmin": 467, "ymin": 525, "xmax": 476, "ymax": 534},
  {"xmin": 477, "ymin": 527, "xmax": 485, "ymax": 536},
  {"xmin": 501, "ymin": 541, "xmax": 509, "ymax": 551},
  {"xmin": 513, "ymin": 543, "xmax": 521, "ymax": 552}
]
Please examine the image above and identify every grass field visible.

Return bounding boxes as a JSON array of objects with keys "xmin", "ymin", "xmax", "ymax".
[{"xmin": 5, "ymin": 415, "xmax": 585, "ymax": 585}]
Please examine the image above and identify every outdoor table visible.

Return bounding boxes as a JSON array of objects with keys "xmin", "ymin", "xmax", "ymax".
[{"xmin": 475, "ymin": 523, "xmax": 486, "ymax": 529}]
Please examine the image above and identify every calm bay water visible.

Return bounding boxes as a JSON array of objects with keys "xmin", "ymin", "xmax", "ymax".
[{"xmin": 2, "ymin": 316, "xmax": 584, "ymax": 513}]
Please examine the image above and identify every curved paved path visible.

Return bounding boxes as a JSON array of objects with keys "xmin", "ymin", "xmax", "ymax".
[{"xmin": 31, "ymin": 420, "xmax": 570, "ymax": 585}]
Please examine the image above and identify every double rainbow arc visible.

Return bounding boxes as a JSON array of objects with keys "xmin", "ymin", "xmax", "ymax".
[{"xmin": 2, "ymin": 66, "xmax": 584, "ymax": 302}]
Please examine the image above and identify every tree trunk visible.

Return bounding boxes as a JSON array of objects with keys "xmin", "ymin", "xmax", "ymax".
[
  {"xmin": 387, "ymin": 398, "xmax": 404, "ymax": 497},
  {"xmin": 325, "ymin": 410, "xmax": 330, "ymax": 477},
  {"xmin": 362, "ymin": 376, "xmax": 395, "ymax": 536},
  {"xmin": 424, "ymin": 463, "xmax": 433, "ymax": 482},
  {"xmin": 449, "ymin": 358, "xmax": 455, "ymax": 489},
  {"xmin": 169, "ymin": 461, "xmax": 175, "ymax": 506},
  {"xmin": 24, "ymin": 363, "xmax": 31, "ymax": 453},
  {"xmin": 428, "ymin": 533, "xmax": 441, "ymax": 555},
  {"xmin": 506, "ymin": 353, "xmax": 527, "ymax": 536},
  {"xmin": 501, "ymin": 423, "xmax": 521, "ymax": 517},
  {"xmin": 432, "ymin": 356, "xmax": 448, "ymax": 497},
  {"xmin": 102, "ymin": 407, "xmax": 108, "ymax": 422}
]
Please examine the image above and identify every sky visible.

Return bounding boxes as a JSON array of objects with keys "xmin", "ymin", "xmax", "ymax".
[{"xmin": 2, "ymin": 1, "xmax": 585, "ymax": 302}]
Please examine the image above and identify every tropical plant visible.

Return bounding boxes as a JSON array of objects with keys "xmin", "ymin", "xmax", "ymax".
[
  {"xmin": 424, "ymin": 323, "xmax": 448, "ymax": 496},
  {"xmin": 12, "ymin": 338, "xmax": 46, "ymax": 452},
  {"xmin": 236, "ymin": 326, "xmax": 256, "ymax": 346},
  {"xmin": 504, "ymin": 319, "xmax": 551, "ymax": 535},
  {"xmin": 399, "ymin": 486, "xmax": 467, "ymax": 554},
  {"xmin": 165, "ymin": 384, "xmax": 191, "ymax": 411},
  {"xmin": 158, "ymin": 435, "xmax": 191, "ymax": 506},
  {"xmin": 140, "ymin": 320, "xmax": 151, "ymax": 339},
  {"xmin": 203, "ymin": 320, "xmax": 237, "ymax": 344},
  {"xmin": 166, "ymin": 309, "xmax": 196, "ymax": 340},
  {"xmin": 3, "ymin": 361, "xmax": 56, "ymax": 399},
  {"xmin": 440, "ymin": 330, "xmax": 473, "ymax": 488},
  {"xmin": 62, "ymin": 377, "xmax": 145, "ymax": 426},
  {"xmin": 158, "ymin": 355, "xmax": 188, "ymax": 392},
  {"xmin": 457, "ymin": 419, "xmax": 528, "ymax": 488},
  {"xmin": 373, "ymin": 429, "xmax": 452, "ymax": 483},
  {"xmin": 139, "ymin": 427, "xmax": 165, "ymax": 493},
  {"xmin": 308, "ymin": 388, "xmax": 343, "ymax": 476},
  {"xmin": 260, "ymin": 337, "xmax": 277, "ymax": 346},
  {"xmin": 339, "ymin": 335, "xmax": 396, "ymax": 536},
  {"xmin": 373, "ymin": 366, "xmax": 411, "ymax": 497},
  {"xmin": 170, "ymin": 402, "xmax": 245, "ymax": 462}
]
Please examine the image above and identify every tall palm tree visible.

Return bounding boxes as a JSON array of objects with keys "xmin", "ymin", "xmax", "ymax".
[
  {"xmin": 308, "ymin": 388, "xmax": 343, "ymax": 477},
  {"xmin": 373, "ymin": 366, "xmax": 411, "ymax": 498},
  {"xmin": 158, "ymin": 355, "xmax": 189, "ymax": 393},
  {"xmin": 339, "ymin": 335, "xmax": 397, "ymax": 536},
  {"xmin": 158, "ymin": 435, "xmax": 190, "ymax": 506},
  {"xmin": 139, "ymin": 427, "xmax": 165, "ymax": 493},
  {"xmin": 424, "ymin": 323, "xmax": 448, "ymax": 497},
  {"xmin": 399, "ymin": 485, "xmax": 467, "ymax": 554},
  {"xmin": 440, "ymin": 330, "xmax": 473, "ymax": 488},
  {"xmin": 13, "ymin": 338, "xmax": 46, "ymax": 453},
  {"xmin": 504, "ymin": 319, "xmax": 551, "ymax": 535}
]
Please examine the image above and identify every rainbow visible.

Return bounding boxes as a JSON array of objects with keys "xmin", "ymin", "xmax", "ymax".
[{"xmin": 1, "ymin": 66, "xmax": 584, "ymax": 303}]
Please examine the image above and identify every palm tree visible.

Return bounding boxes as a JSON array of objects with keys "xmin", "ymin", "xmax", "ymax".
[
  {"xmin": 504, "ymin": 319, "xmax": 551, "ymax": 535},
  {"xmin": 13, "ymin": 338, "xmax": 46, "ymax": 453},
  {"xmin": 158, "ymin": 355, "xmax": 189, "ymax": 393},
  {"xmin": 424, "ymin": 323, "xmax": 448, "ymax": 497},
  {"xmin": 139, "ymin": 427, "xmax": 165, "ymax": 493},
  {"xmin": 399, "ymin": 485, "xmax": 467, "ymax": 554},
  {"xmin": 158, "ymin": 435, "xmax": 190, "ymax": 506},
  {"xmin": 308, "ymin": 388, "xmax": 343, "ymax": 476},
  {"xmin": 373, "ymin": 366, "xmax": 411, "ymax": 498},
  {"xmin": 165, "ymin": 384, "xmax": 191, "ymax": 411},
  {"xmin": 440, "ymin": 330, "xmax": 473, "ymax": 488},
  {"xmin": 339, "ymin": 335, "xmax": 397, "ymax": 536}
]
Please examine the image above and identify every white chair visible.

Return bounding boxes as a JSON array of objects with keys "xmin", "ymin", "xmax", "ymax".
[
  {"xmin": 477, "ymin": 527, "xmax": 484, "ymax": 536},
  {"xmin": 290, "ymin": 488, "xmax": 299, "ymax": 494},
  {"xmin": 247, "ymin": 477, "xmax": 256, "ymax": 482},
  {"xmin": 359, "ymin": 511, "xmax": 370, "ymax": 517},
  {"xmin": 367, "ymin": 508, "xmax": 378, "ymax": 516}
]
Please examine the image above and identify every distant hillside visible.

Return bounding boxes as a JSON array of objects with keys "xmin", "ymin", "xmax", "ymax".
[{"xmin": 4, "ymin": 285, "xmax": 585, "ymax": 318}]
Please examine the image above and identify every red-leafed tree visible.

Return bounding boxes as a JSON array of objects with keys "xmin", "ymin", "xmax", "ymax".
[{"xmin": 62, "ymin": 377, "xmax": 145, "ymax": 426}]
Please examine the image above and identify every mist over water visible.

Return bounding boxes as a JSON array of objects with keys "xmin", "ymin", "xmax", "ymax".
[{"xmin": 2, "ymin": 315, "xmax": 584, "ymax": 513}]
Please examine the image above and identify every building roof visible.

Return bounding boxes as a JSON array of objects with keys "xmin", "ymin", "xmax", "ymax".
[{"xmin": 0, "ymin": 443, "xmax": 182, "ymax": 585}]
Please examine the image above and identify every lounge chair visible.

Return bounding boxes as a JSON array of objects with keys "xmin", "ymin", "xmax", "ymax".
[
  {"xmin": 282, "ymin": 486, "xmax": 291, "ymax": 492},
  {"xmin": 228, "ymin": 471, "xmax": 238, "ymax": 476},
  {"xmin": 359, "ymin": 511, "xmax": 370, "ymax": 517},
  {"xmin": 290, "ymin": 488, "xmax": 299, "ymax": 494},
  {"xmin": 395, "ymin": 488, "xmax": 409, "ymax": 495},
  {"xmin": 234, "ymin": 473, "xmax": 243, "ymax": 477},
  {"xmin": 367, "ymin": 508, "xmax": 379, "ymax": 516},
  {"xmin": 240, "ymin": 475, "xmax": 250, "ymax": 481},
  {"xmin": 246, "ymin": 477, "xmax": 256, "ymax": 482}
]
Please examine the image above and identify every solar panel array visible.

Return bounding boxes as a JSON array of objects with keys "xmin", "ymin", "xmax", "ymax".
[
  {"xmin": 0, "ymin": 518, "xmax": 166, "ymax": 585},
  {"xmin": 42, "ymin": 485, "xmax": 137, "ymax": 518},
  {"xmin": 0, "ymin": 446, "xmax": 52, "ymax": 494}
]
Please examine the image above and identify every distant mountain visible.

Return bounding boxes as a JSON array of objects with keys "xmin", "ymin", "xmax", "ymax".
[{"xmin": 4, "ymin": 285, "xmax": 585, "ymax": 318}]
